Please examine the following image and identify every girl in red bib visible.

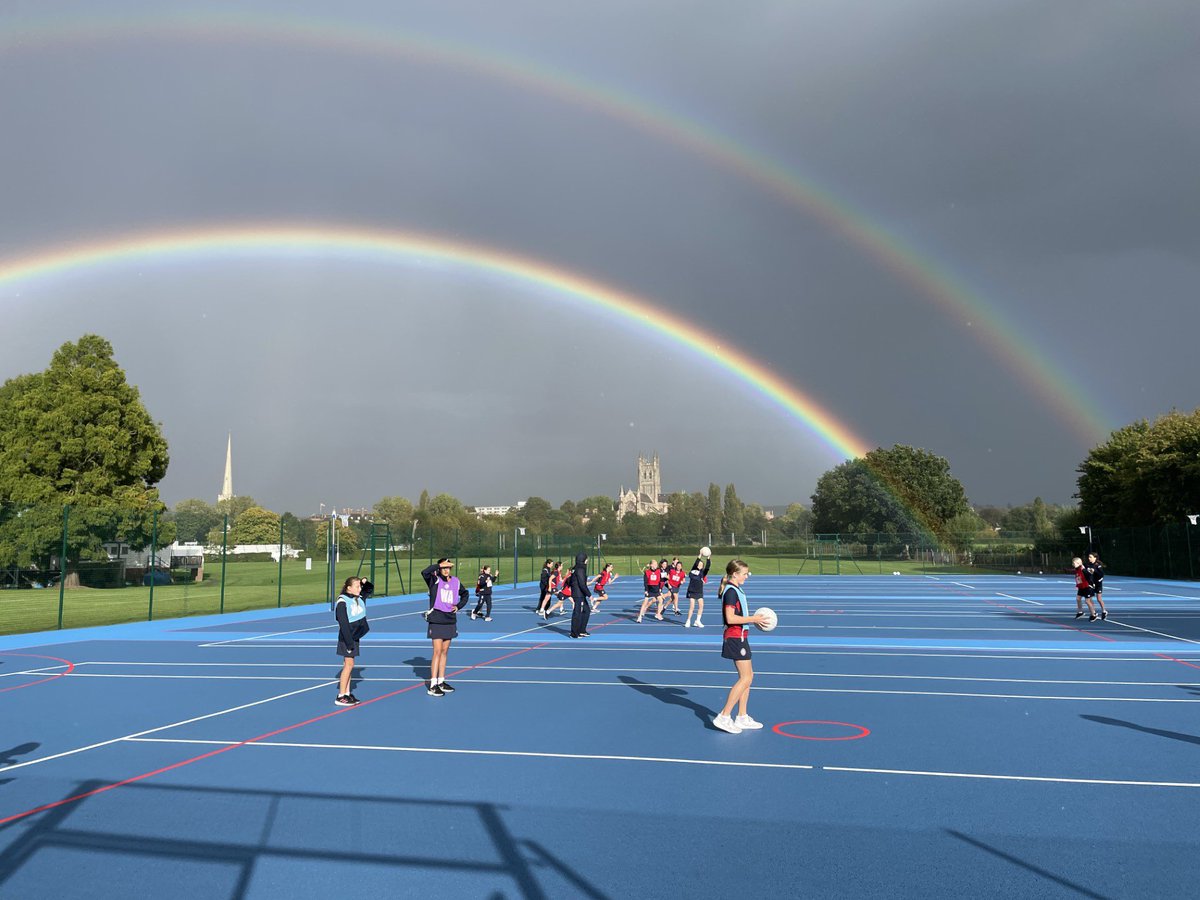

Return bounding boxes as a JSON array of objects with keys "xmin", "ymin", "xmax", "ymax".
[{"xmin": 714, "ymin": 559, "xmax": 768, "ymax": 734}]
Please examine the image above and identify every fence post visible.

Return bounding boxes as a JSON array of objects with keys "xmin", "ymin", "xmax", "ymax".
[
  {"xmin": 57, "ymin": 504, "xmax": 69, "ymax": 630},
  {"xmin": 219, "ymin": 514, "xmax": 228, "ymax": 614},
  {"xmin": 277, "ymin": 517, "xmax": 284, "ymax": 608},
  {"xmin": 148, "ymin": 508, "xmax": 158, "ymax": 621}
]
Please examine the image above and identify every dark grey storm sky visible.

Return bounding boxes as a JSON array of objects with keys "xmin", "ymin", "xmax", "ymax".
[{"xmin": 1, "ymin": 0, "xmax": 1196, "ymax": 514}]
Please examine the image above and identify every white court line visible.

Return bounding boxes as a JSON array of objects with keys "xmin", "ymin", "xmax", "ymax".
[
  {"xmin": 491, "ymin": 618, "xmax": 567, "ymax": 641},
  {"xmin": 950, "ymin": 582, "xmax": 977, "ymax": 590},
  {"xmin": 123, "ymin": 738, "xmax": 1200, "ymax": 788},
  {"xmin": 0, "ymin": 665, "xmax": 68, "ymax": 679},
  {"xmin": 0, "ymin": 680, "xmax": 334, "ymax": 776},
  {"xmin": 201, "ymin": 640, "xmax": 1200, "ymax": 657},
  {"xmin": 59, "ymin": 668, "xmax": 1200, "ymax": 688},
  {"xmin": 200, "ymin": 595, "xmax": 542, "ymax": 646},
  {"xmin": 823, "ymin": 766, "xmax": 1200, "ymax": 789},
  {"xmin": 996, "ymin": 592, "xmax": 1044, "ymax": 606},
  {"xmin": 1107, "ymin": 619, "xmax": 1200, "ymax": 645},
  {"xmin": 1143, "ymin": 592, "xmax": 1200, "ymax": 601},
  {"xmin": 327, "ymin": 676, "xmax": 1198, "ymax": 703},
  {"xmin": 124, "ymin": 737, "xmax": 814, "ymax": 770},
  {"xmin": 781, "ymin": 626, "xmax": 1050, "ymax": 632}
]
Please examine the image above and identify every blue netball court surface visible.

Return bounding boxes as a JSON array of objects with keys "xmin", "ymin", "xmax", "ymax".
[{"xmin": 3, "ymin": 574, "xmax": 1200, "ymax": 898}]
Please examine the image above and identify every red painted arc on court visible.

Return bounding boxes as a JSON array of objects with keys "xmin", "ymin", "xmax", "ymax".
[
  {"xmin": 0, "ymin": 652, "xmax": 75, "ymax": 693},
  {"xmin": 773, "ymin": 720, "xmax": 871, "ymax": 741}
]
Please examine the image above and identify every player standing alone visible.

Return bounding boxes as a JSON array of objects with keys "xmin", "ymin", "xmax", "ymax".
[
  {"xmin": 471, "ymin": 565, "xmax": 498, "ymax": 622},
  {"xmin": 713, "ymin": 559, "xmax": 768, "ymax": 734},
  {"xmin": 422, "ymin": 559, "xmax": 470, "ymax": 696},
  {"xmin": 684, "ymin": 549, "xmax": 711, "ymax": 628},
  {"xmin": 333, "ymin": 576, "xmax": 370, "ymax": 706}
]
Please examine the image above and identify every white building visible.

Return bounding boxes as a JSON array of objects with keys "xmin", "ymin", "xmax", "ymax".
[{"xmin": 473, "ymin": 501, "xmax": 527, "ymax": 518}]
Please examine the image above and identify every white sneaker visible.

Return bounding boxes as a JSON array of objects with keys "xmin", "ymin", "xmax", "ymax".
[
  {"xmin": 470, "ymin": 611, "xmax": 477, "ymax": 619},
  {"xmin": 654, "ymin": 614, "xmax": 664, "ymax": 621},
  {"xmin": 734, "ymin": 714, "xmax": 764, "ymax": 730},
  {"xmin": 713, "ymin": 714, "xmax": 742, "ymax": 734},
  {"xmin": 683, "ymin": 620, "xmax": 691, "ymax": 627},
  {"xmin": 694, "ymin": 620, "xmax": 704, "ymax": 628},
  {"xmin": 635, "ymin": 616, "xmax": 643, "ymax": 624}
]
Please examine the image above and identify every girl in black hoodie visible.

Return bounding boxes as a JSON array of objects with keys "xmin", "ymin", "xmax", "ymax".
[{"xmin": 568, "ymin": 552, "xmax": 592, "ymax": 639}]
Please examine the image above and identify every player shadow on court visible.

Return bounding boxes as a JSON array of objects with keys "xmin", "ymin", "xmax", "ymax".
[
  {"xmin": 617, "ymin": 676, "xmax": 718, "ymax": 731},
  {"xmin": 0, "ymin": 741, "xmax": 41, "ymax": 787},
  {"xmin": 1081, "ymin": 714, "xmax": 1200, "ymax": 747},
  {"xmin": 403, "ymin": 656, "xmax": 432, "ymax": 682}
]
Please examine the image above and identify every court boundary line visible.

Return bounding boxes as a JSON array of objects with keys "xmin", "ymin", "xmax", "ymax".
[
  {"xmin": 122, "ymin": 737, "xmax": 1200, "ymax": 789},
  {"xmin": 55, "ymin": 662, "xmax": 1200, "ymax": 688},
  {"xmin": 0, "ymin": 641, "xmax": 550, "ymax": 826}
]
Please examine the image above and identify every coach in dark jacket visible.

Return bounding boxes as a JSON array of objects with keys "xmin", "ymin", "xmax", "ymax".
[{"xmin": 568, "ymin": 552, "xmax": 592, "ymax": 639}]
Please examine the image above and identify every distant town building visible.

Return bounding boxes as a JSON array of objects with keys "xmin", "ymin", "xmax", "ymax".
[
  {"xmin": 473, "ymin": 501, "xmax": 527, "ymax": 518},
  {"xmin": 616, "ymin": 453, "xmax": 669, "ymax": 520}
]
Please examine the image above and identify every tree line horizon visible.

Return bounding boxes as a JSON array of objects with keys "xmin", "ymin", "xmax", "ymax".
[{"xmin": 1, "ymin": 335, "xmax": 1196, "ymax": 566}]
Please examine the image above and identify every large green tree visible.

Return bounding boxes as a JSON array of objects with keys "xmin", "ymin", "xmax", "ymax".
[
  {"xmin": 373, "ymin": 496, "xmax": 415, "ymax": 531},
  {"xmin": 723, "ymin": 483, "xmax": 745, "ymax": 537},
  {"xmin": 171, "ymin": 498, "xmax": 222, "ymax": 543},
  {"xmin": 0, "ymin": 335, "xmax": 171, "ymax": 568},
  {"xmin": 1077, "ymin": 408, "xmax": 1200, "ymax": 525},
  {"xmin": 704, "ymin": 483, "xmax": 723, "ymax": 540},
  {"xmin": 229, "ymin": 507, "xmax": 282, "ymax": 544},
  {"xmin": 811, "ymin": 445, "xmax": 969, "ymax": 538}
]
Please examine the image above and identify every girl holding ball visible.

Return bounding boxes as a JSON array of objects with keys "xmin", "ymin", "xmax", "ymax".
[
  {"xmin": 684, "ymin": 548, "xmax": 711, "ymax": 628},
  {"xmin": 713, "ymin": 558, "xmax": 768, "ymax": 734}
]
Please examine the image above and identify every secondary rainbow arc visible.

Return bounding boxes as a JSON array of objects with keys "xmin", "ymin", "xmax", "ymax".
[{"xmin": 0, "ymin": 11, "xmax": 1113, "ymax": 443}]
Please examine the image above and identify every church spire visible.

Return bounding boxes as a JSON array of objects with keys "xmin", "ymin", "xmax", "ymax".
[{"xmin": 218, "ymin": 433, "xmax": 234, "ymax": 503}]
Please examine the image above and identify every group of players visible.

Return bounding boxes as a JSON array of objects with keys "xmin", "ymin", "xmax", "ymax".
[
  {"xmin": 530, "ymin": 554, "xmax": 714, "ymax": 629},
  {"xmin": 1072, "ymin": 550, "xmax": 1108, "ymax": 621}
]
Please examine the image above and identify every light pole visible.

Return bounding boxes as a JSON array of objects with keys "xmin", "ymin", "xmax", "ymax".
[
  {"xmin": 1187, "ymin": 514, "xmax": 1198, "ymax": 581},
  {"xmin": 513, "ymin": 527, "xmax": 525, "ymax": 592}
]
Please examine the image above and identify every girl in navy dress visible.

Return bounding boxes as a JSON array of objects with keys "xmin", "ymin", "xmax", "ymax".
[
  {"xmin": 684, "ymin": 552, "xmax": 711, "ymax": 628},
  {"xmin": 333, "ymin": 576, "xmax": 370, "ymax": 706},
  {"xmin": 713, "ymin": 559, "xmax": 767, "ymax": 734},
  {"xmin": 421, "ymin": 559, "xmax": 469, "ymax": 696}
]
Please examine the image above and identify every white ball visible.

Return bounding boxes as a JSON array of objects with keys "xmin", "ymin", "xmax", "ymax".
[
  {"xmin": 754, "ymin": 606, "xmax": 777, "ymax": 632},
  {"xmin": 699, "ymin": 546, "xmax": 712, "ymax": 558}
]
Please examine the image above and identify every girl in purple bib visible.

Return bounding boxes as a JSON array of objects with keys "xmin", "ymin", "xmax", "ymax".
[{"xmin": 421, "ymin": 558, "xmax": 469, "ymax": 697}]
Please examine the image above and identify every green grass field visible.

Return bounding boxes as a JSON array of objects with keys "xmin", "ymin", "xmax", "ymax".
[{"xmin": 0, "ymin": 554, "xmax": 1024, "ymax": 637}]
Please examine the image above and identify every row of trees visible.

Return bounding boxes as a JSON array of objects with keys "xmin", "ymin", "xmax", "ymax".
[{"xmin": 2, "ymin": 335, "xmax": 1196, "ymax": 572}]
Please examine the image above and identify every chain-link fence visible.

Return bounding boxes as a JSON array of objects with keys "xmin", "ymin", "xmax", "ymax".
[{"xmin": 2, "ymin": 503, "xmax": 1197, "ymax": 637}]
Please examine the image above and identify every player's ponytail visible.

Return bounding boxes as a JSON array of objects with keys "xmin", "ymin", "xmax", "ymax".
[{"xmin": 719, "ymin": 559, "xmax": 749, "ymax": 599}]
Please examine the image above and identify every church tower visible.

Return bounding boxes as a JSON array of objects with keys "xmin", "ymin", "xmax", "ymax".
[
  {"xmin": 218, "ymin": 433, "xmax": 234, "ymax": 503},
  {"xmin": 638, "ymin": 452, "xmax": 662, "ymax": 503}
]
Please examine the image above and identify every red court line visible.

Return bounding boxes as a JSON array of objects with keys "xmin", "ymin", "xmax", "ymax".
[
  {"xmin": 0, "ymin": 641, "xmax": 547, "ymax": 827},
  {"xmin": 0, "ymin": 652, "xmax": 75, "ymax": 694}
]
